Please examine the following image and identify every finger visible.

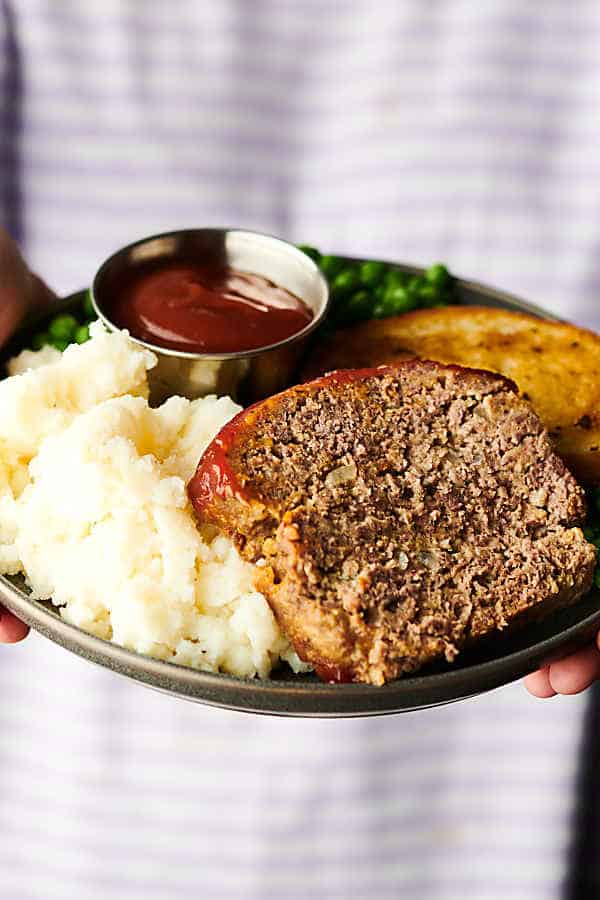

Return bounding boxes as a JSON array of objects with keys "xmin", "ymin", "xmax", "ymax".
[
  {"xmin": 0, "ymin": 606, "xmax": 29, "ymax": 643},
  {"xmin": 524, "ymin": 666, "xmax": 557, "ymax": 698},
  {"xmin": 0, "ymin": 229, "xmax": 55, "ymax": 345},
  {"xmin": 547, "ymin": 644, "xmax": 600, "ymax": 695},
  {"xmin": 28, "ymin": 271, "xmax": 56, "ymax": 309}
]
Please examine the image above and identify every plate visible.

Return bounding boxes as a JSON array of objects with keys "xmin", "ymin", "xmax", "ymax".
[{"xmin": 1, "ymin": 264, "xmax": 598, "ymax": 717}]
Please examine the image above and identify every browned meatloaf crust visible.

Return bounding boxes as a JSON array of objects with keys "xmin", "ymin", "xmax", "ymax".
[{"xmin": 188, "ymin": 361, "xmax": 596, "ymax": 685}]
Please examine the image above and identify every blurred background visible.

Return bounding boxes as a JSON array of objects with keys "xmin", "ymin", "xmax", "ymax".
[
  {"xmin": 1, "ymin": 2, "xmax": 599, "ymax": 899},
  {"xmin": 4, "ymin": 1, "xmax": 600, "ymax": 327}
]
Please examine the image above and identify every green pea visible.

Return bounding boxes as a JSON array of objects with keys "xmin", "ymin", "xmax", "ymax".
[
  {"xmin": 407, "ymin": 275, "xmax": 425, "ymax": 295},
  {"xmin": 359, "ymin": 260, "xmax": 387, "ymax": 288},
  {"xmin": 331, "ymin": 268, "xmax": 361, "ymax": 300},
  {"xmin": 319, "ymin": 255, "xmax": 345, "ymax": 280},
  {"xmin": 384, "ymin": 269, "xmax": 407, "ymax": 291},
  {"xmin": 297, "ymin": 245, "xmax": 321, "ymax": 263},
  {"xmin": 31, "ymin": 331, "xmax": 50, "ymax": 351},
  {"xmin": 309, "ymin": 252, "xmax": 458, "ymax": 329},
  {"xmin": 344, "ymin": 290, "xmax": 374, "ymax": 323},
  {"xmin": 425, "ymin": 263, "xmax": 450, "ymax": 288},
  {"xmin": 74, "ymin": 324, "xmax": 90, "ymax": 344},
  {"xmin": 383, "ymin": 285, "xmax": 418, "ymax": 314},
  {"xmin": 83, "ymin": 292, "xmax": 96, "ymax": 320},
  {"xmin": 48, "ymin": 313, "xmax": 78, "ymax": 341},
  {"xmin": 417, "ymin": 284, "xmax": 440, "ymax": 306},
  {"xmin": 50, "ymin": 337, "xmax": 70, "ymax": 352}
]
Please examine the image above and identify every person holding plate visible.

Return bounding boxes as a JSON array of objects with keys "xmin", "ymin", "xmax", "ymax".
[{"xmin": 1, "ymin": 3, "xmax": 600, "ymax": 899}]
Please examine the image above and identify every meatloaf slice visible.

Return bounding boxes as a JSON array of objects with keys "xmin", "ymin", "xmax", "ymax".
[{"xmin": 188, "ymin": 361, "xmax": 596, "ymax": 685}]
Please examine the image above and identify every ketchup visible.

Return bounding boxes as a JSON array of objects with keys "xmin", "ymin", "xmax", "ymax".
[{"xmin": 106, "ymin": 259, "xmax": 313, "ymax": 353}]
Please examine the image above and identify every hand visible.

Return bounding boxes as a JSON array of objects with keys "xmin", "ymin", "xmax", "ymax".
[
  {"xmin": 0, "ymin": 228, "xmax": 54, "ymax": 643},
  {"xmin": 525, "ymin": 640, "xmax": 600, "ymax": 698}
]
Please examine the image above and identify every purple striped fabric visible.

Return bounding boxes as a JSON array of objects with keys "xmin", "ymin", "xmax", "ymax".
[{"xmin": 1, "ymin": 3, "xmax": 599, "ymax": 898}]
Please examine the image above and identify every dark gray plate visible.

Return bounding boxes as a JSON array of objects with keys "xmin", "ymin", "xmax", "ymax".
[{"xmin": 1, "ymin": 264, "xmax": 598, "ymax": 717}]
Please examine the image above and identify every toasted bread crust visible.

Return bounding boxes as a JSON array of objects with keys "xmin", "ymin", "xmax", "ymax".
[{"xmin": 301, "ymin": 306, "xmax": 600, "ymax": 484}]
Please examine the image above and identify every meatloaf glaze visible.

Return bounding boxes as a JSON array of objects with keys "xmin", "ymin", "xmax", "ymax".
[{"xmin": 188, "ymin": 361, "xmax": 596, "ymax": 685}]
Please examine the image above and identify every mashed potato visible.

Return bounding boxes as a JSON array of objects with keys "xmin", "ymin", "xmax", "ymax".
[
  {"xmin": 0, "ymin": 323, "xmax": 156, "ymax": 572},
  {"xmin": 7, "ymin": 344, "xmax": 62, "ymax": 374},
  {"xmin": 0, "ymin": 326, "xmax": 307, "ymax": 678}
]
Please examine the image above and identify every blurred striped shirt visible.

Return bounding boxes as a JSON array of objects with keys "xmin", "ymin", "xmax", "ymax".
[{"xmin": 1, "ymin": 3, "xmax": 599, "ymax": 899}]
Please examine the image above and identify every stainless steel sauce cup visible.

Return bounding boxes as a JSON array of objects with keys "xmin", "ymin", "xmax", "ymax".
[{"xmin": 90, "ymin": 228, "xmax": 330, "ymax": 404}]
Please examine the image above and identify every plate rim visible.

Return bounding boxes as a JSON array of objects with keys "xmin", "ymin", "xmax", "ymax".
[
  {"xmin": 0, "ymin": 262, "xmax": 596, "ymax": 717},
  {"xmin": 2, "ymin": 579, "xmax": 600, "ymax": 718}
]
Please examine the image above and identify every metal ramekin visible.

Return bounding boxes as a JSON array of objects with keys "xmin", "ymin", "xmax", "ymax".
[{"xmin": 90, "ymin": 228, "xmax": 330, "ymax": 404}]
